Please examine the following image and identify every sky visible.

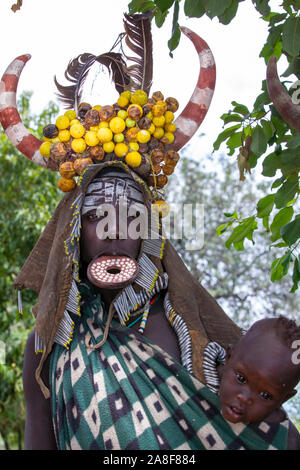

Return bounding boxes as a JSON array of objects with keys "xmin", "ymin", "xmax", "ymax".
[{"xmin": 0, "ymin": 0, "xmax": 285, "ymax": 158}]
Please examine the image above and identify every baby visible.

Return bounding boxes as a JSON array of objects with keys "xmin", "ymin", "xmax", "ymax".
[{"xmin": 203, "ymin": 315, "xmax": 300, "ymax": 447}]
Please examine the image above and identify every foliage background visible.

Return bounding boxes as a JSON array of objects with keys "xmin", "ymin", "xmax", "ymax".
[{"xmin": 0, "ymin": 94, "xmax": 60, "ymax": 449}]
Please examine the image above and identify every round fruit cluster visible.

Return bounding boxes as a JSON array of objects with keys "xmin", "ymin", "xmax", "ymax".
[{"xmin": 39, "ymin": 89, "xmax": 180, "ymax": 192}]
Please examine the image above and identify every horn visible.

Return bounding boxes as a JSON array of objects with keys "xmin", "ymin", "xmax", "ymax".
[
  {"xmin": 173, "ymin": 27, "xmax": 216, "ymax": 151},
  {"xmin": 0, "ymin": 55, "xmax": 55, "ymax": 169},
  {"xmin": 266, "ymin": 55, "xmax": 300, "ymax": 132}
]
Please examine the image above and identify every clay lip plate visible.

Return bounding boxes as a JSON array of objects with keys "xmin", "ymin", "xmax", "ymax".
[{"xmin": 87, "ymin": 255, "xmax": 139, "ymax": 290}]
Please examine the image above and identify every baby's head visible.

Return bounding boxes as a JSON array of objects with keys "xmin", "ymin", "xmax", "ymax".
[{"xmin": 219, "ymin": 316, "xmax": 300, "ymax": 424}]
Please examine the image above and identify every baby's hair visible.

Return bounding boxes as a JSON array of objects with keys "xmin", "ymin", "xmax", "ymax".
[{"xmin": 273, "ymin": 315, "xmax": 300, "ymax": 349}]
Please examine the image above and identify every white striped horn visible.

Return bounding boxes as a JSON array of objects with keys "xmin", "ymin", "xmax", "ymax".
[
  {"xmin": 0, "ymin": 54, "xmax": 55, "ymax": 170},
  {"xmin": 173, "ymin": 27, "xmax": 216, "ymax": 151}
]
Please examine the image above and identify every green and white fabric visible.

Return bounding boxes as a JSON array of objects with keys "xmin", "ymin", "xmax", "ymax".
[{"xmin": 49, "ymin": 281, "xmax": 288, "ymax": 450}]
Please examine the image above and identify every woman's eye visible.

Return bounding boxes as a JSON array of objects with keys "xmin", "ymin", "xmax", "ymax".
[
  {"xmin": 236, "ymin": 373, "xmax": 246, "ymax": 384},
  {"xmin": 88, "ymin": 211, "xmax": 108, "ymax": 220},
  {"xmin": 260, "ymin": 391, "xmax": 273, "ymax": 401}
]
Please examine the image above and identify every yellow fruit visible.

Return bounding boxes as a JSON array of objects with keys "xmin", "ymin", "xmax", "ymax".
[
  {"xmin": 127, "ymin": 104, "xmax": 143, "ymax": 120},
  {"xmin": 122, "ymin": 90, "xmax": 131, "ymax": 100},
  {"xmin": 56, "ymin": 115, "xmax": 70, "ymax": 130},
  {"xmin": 125, "ymin": 151, "xmax": 142, "ymax": 168},
  {"xmin": 114, "ymin": 133, "xmax": 125, "ymax": 143},
  {"xmin": 164, "ymin": 111, "xmax": 175, "ymax": 124},
  {"xmin": 70, "ymin": 123, "xmax": 85, "ymax": 138},
  {"xmin": 51, "ymin": 137, "xmax": 60, "ymax": 143},
  {"xmin": 131, "ymin": 89, "xmax": 148, "ymax": 106},
  {"xmin": 164, "ymin": 123, "xmax": 176, "ymax": 133},
  {"xmin": 89, "ymin": 126, "xmax": 99, "ymax": 132},
  {"xmin": 97, "ymin": 127, "xmax": 113, "ymax": 143},
  {"xmin": 85, "ymin": 130, "xmax": 99, "ymax": 146},
  {"xmin": 125, "ymin": 117, "xmax": 136, "ymax": 128},
  {"xmin": 58, "ymin": 129, "xmax": 71, "ymax": 142},
  {"xmin": 117, "ymin": 95, "xmax": 130, "ymax": 108},
  {"xmin": 57, "ymin": 177, "xmax": 76, "ymax": 192},
  {"xmin": 164, "ymin": 132, "xmax": 175, "ymax": 144},
  {"xmin": 114, "ymin": 142, "xmax": 129, "ymax": 157},
  {"xmin": 103, "ymin": 141, "xmax": 115, "ymax": 153},
  {"xmin": 71, "ymin": 138, "xmax": 87, "ymax": 153},
  {"xmin": 148, "ymin": 123, "xmax": 155, "ymax": 134},
  {"xmin": 152, "ymin": 200, "xmax": 170, "ymax": 218},
  {"xmin": 70, "ymin": 119, "xmax": 81, "ymax": 126},
  {"xmin": 40, "ymin": 141, "xmax": 51, "ymax": 158},
  {"xmin": 98, "ymin": 121, "xmax": 109, "ymax": 128},
  {"xmin": 137, "ymin": 129, "xmax": 151, "ymax": 143},
  {"xmin": 153, "ymin": 115, "xmax": 165, "ymax": 127},
  {"xmin": 74, "ymin": 157, "xmax": 93, "ymax": 175},
  {"xmin": 126, "ymin": 127, "xmax": 139, "ymax": 142},
  {"xmin": 152, "ymin": 103, "xmax": 165, "ymax": 117},
  {"xmin": 64, "ymin": 110, "xmax": 77, "ymax": 121},
  {"xmin": 92, "ymin": 105, "xmax": 101, "ymax": 111},
  {"xmin": 42, "ymin": 136, "xmax": 52, "ymax": 142},
  {"xmin": 109, "ymin": 116, "xmax": 126, "ymax": 134},
  {"xmin": 153, "ymin": 127, "xmax": 164, "ymax": 139},
  {"xmin": 129, "ymin": 142, "xmax": 139, "ymax": 151},
  {"xmin": 118, "ymin": 109, "xmax": 128, "ymax": 119},
  {"xmin": 59, "ymin": 161, "xmax": 76, "ymax": 178},
  {"xmin": 146, "ymin": 111, "xmax": 153, "ymax": 120}
]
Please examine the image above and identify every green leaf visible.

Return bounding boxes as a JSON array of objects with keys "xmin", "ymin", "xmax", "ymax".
[
  {"xmin": 271, "ymin": 257, "xmax": 285, "ymax": 281},
  {"xmin": 213, "ymin": 124, "xmax": 241, "ymax": 151},
  {"xmin": 218, "ymin": 0, "xmax": 239, "ymax": 25},
  {"xmin": 262, "ymin": 152, "xmax": 281, "ymax": 177},
  {"xmin": 225, "ymin": 216, "xmax": 257, "ymax": 249},
  {"xmin": 280, "ymin": 149, "xmax": 300, "ymax": 176},
  {"xmin": 270, "ymin": 206, "xmax": 294, "ymax": 242},
  {"xmin": 227, "ymin": 131, "xmax": 243, "ymax": 155},
  {"xmin": 155, "ymin": 0, "xmax": 174, "ymax": 12},
  {"xmin": 155, "ymin": 8, "xmax": 169, "ymax": 26},
  {"xmin": 250, "ymin": 126, "xmax": 268, "ymax": 156},
  {"xmin": 286, "ymin": 134, "xmax": 300, "ymax": 149},
  {"xmin": 256, "ymin": 194, "xmax": 275, "ymax": 218},
  {"xmin": 282, "ymin": 16, "xmax": 300, "ymax": 56},
  {"xmin": 281, "ymin": 217, "xmax": 300, "ymax": 246},
  {"xmin": 261, "ymin": 119, "xmax": 274, "ymax": 140},
  {"xmin": 252, "ymin": 0, "xmax": 271, "ymax": 17},
  {"xmin": 202, "ymin": 0, "xmax": 233, "ymax": 19},
  {"xmin": 253, "ymin": 91, "xmax": 271, "ymax": 111},
  {"xmin": 224, "ymin": 211, "xmax": 238, "ymax": 219},
  {"xmin": 231, "ymin": 101, "xmax": 250, "ymax": 116},
  {"xmin": 274, "ymin": 175, "xmax": 299, "ymax": 209},
  {"xmin": 221, "ymin": 113, "xmax": 244, "ymax": 125},
  {"xmin": 291, "ymin": 257, "xmax": 300, "ymax": 292},
  {"xmin": 129, "ymin": 0, "xmax": 155, "ymax": 13},
  {"xmin": 184, "ymin": 0, "xmax": 205, "ymax": 17},
  {"xmin": 168, "ymin": 1, "xmax": 180, "ymax": 56}
]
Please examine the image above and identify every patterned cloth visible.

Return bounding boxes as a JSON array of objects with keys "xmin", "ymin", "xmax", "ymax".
[{"xmin": 49, "ymin": 281, "xmax": 289, "ymax": 450}]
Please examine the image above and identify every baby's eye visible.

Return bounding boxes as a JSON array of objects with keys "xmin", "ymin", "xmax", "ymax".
[
  {"xmin": 260, "ymin": 391, "xmax": 273, "ymax": 401},
  {"xmin": 236, "ymin": 373, "xmax": 246, "ymax": 384}
]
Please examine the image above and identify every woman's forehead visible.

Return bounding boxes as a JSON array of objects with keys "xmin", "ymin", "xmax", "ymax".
[{"xmin": 82, "ymin": 174, "xmax": 145, "ymax": 215}]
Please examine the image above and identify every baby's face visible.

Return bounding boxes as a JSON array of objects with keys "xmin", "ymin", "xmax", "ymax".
[{"xmin": 219, "ymin": 330, "xmax": 297, "ymax": 424}]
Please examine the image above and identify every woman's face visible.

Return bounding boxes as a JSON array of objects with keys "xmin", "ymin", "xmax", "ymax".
[{"xmin": 80, "ymin": 194, "xmax": 147, "ymax": 265}]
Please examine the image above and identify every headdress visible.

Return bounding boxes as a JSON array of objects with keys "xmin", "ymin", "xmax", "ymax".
[{"xmin": 0, "ymin": 14, "xmax": 216, "ymax": 204}]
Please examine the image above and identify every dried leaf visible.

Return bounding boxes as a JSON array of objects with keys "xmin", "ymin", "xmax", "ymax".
[{"xmin": 11, "ymin": 0, "xmax": 22, "ymax": 12}]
